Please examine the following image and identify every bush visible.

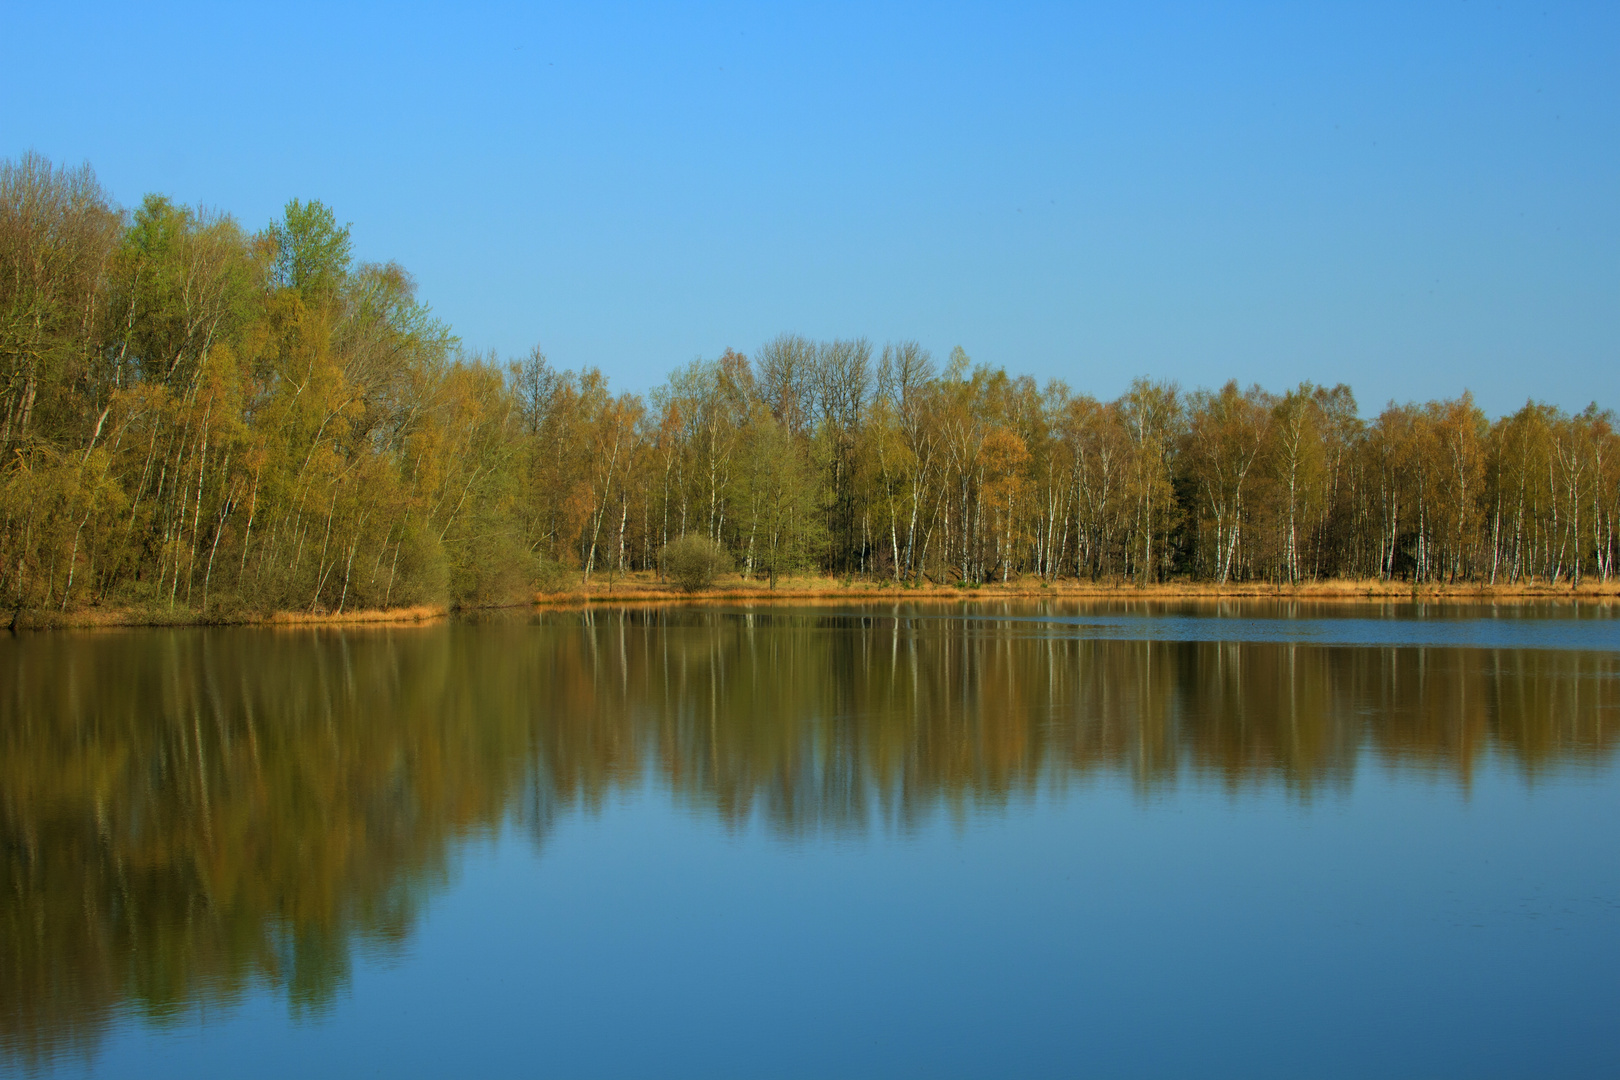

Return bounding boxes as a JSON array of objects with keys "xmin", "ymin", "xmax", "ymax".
[
  {"xmin": 384, "ymin": 522, "xmax": 450, "ymax": 607},
  {"xmin": 533, "ymin": 555, "xmax": 569, "ymax": 595},
  {"xmin": 447, "ymin": 527, "xmax": 536, "ymax": 609},
  {"xmin": 661, "ymin": 534, "xmax": 731, "ymax": 593}
]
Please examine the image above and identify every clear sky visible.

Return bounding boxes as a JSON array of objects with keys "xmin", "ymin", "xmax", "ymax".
[{"xmin": 5, "ymin": 1, "xmax": 1615, "ymax": 416}]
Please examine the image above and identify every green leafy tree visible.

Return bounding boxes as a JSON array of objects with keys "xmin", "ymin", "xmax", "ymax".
[{"xmin": 267, "ymin": 199, "xmax": 351, "ymax": 297}]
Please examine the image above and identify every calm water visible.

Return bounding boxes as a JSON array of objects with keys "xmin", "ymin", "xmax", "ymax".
[{"xmin": 3, "ymin": 601, "xmax": 1618, "ymax": 1079}]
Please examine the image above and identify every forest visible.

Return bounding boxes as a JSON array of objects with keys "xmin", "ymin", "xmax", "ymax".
[{"xmin": 3, "ymin": 152, "xmax": 1617, "ymax": 616}]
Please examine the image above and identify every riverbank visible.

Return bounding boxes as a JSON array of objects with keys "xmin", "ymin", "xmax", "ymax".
[
  {"xmin": 6, "ymin": 603, "xmax": 448, "ymax": 631},
  {"xmin": 539, "ymin": 572, "xmax": 1620, "ymax": 606},
  {"xmin": 8, "ymin": 575, "xmax": 1618, "ymax": 630}
]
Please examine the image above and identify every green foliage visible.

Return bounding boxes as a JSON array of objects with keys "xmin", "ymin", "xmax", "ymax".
[
  {"xmin": 0, "ymin": 154, "xmax": 121, "ymax": 450},
  {"xmin": 661, "ymin": 534, "xmax": 731, "ymax": 592},
  {"xmin": 448, "ymin": 528, "xmax": 535, "ymax": 608},
  {"xmin": 533, "ymin": 555, "xmax": 568, "ymax": 594},
  {"xmin": 387, "ymin": 522, "xmax": 451, "ymax": 607},
  {"xmin": 267, "ymin": 198, "xmax": 351, "ymax": 297},
  {"xmin": 737, "ymin": 413, "xmax": 822, "ymax": 585}
]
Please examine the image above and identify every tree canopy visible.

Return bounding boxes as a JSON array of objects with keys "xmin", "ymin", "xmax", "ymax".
[{"xmin": 1, "ymin": 153, "xmax": 1616, "ymax": 616}]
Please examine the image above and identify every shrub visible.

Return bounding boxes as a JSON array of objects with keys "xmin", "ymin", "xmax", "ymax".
[
  {"xmin": 533, "ymin": 555, "xmax": 569, "ymax": 595},
  {"xmin": 449, "ymin": 528, "xmax": 536, "ymax": 609},
  {"xmin": 661, "ymin": 534, "xmax": 731, "ymax": 593}
]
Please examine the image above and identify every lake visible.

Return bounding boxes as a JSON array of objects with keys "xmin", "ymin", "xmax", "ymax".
[{"xmin": 2, "ymin": 601, "xmax": 1618, "ymax": 1078}]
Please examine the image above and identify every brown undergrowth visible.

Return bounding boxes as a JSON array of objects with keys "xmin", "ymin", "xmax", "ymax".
[
  {"xmin": 535, "ymin": 572, "xmax": 1620, "ymax": 608},
  {"xmin": 8, "ymin": 577, "xmax": 1616, "ymax": 631},
  {"xmin": 7, "ymin": 603, "xmax": 448, "ymax": 631}
]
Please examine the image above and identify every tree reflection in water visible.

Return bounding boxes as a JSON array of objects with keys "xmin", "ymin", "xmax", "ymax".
[{"xmin": 2, "ymin": 606, "xmax": 1616, "ymax": 1067}]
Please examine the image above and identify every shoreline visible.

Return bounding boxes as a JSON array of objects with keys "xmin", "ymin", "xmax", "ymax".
[
  {"xmin": 547, "ymin": 577, "xmax": 1620, "ymax": 602},
  {"xmin": 5, "ymin": 603, "xmax": 451, "ymax": 632},
  {"xmin": 537, "ymin": 576, "xmax": 1620, "ymax": 610},
  {"xmin": 12, "ymin": 576, "xmax": 1615, "ymax": 631}
]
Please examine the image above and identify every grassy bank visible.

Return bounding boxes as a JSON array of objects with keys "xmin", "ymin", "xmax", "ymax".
[
  {"xmin": 7, "ymin": 604, "xmax": 448, "ymax": 631},
  {"xmin": 537, "ymin": 572, "xmax": 1620, "ymax": 607},
  {"xmin": 7, "ymin": 576, "xmax": 1617, "ymax": 631}
]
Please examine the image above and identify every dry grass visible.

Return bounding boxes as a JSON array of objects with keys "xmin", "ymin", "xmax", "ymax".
[
  {"xmin": 8, "ymin": 603, "xmax": 449, "ymax": 631},
  {"xmin": 12, "ymin": 575, "xmax": 1614, "ymax": 631},
  {"xmin": 535, "ymin": 571, "xmax": 1620, "ymax": 608},
  {"xmin": 262, "ymin": 605, "xmax": 446, "ymax": 626}
]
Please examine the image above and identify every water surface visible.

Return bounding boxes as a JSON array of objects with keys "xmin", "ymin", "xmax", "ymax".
[{"xmin": 2, "ymin": 601, "xmax": 1617, "ymax": 1078}]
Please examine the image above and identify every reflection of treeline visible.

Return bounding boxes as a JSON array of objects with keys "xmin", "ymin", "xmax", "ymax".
[
  {"xmin": 0, "ymin": 629, "xmax": 538, "ymax": 1067},
  {"xmin": 580, "ymin": 609, "xmax": 1619, "ymax": 822},
  {"xmin": 3, "ymin": 613, "xmax": 1616, "ymax": 1064},
  {"xmin": 5, "ymin": 156, "xmax": 1619, "ymax": 617}
]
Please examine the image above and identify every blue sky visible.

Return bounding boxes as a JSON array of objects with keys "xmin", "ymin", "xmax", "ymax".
[{"xmin": 4, "ymin": 1, "xmax": 1615, "ymax": 415}]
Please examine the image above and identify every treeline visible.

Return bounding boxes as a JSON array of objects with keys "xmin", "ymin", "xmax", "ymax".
[{"xmin": 3, "ymin": 153, "xmax": 1616, "ymax": 614}]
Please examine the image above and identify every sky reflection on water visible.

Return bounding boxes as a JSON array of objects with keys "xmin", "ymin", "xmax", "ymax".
[{"xmin": 2, "ymin": 603, "xmax": 1617, "ymax": 1078}]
